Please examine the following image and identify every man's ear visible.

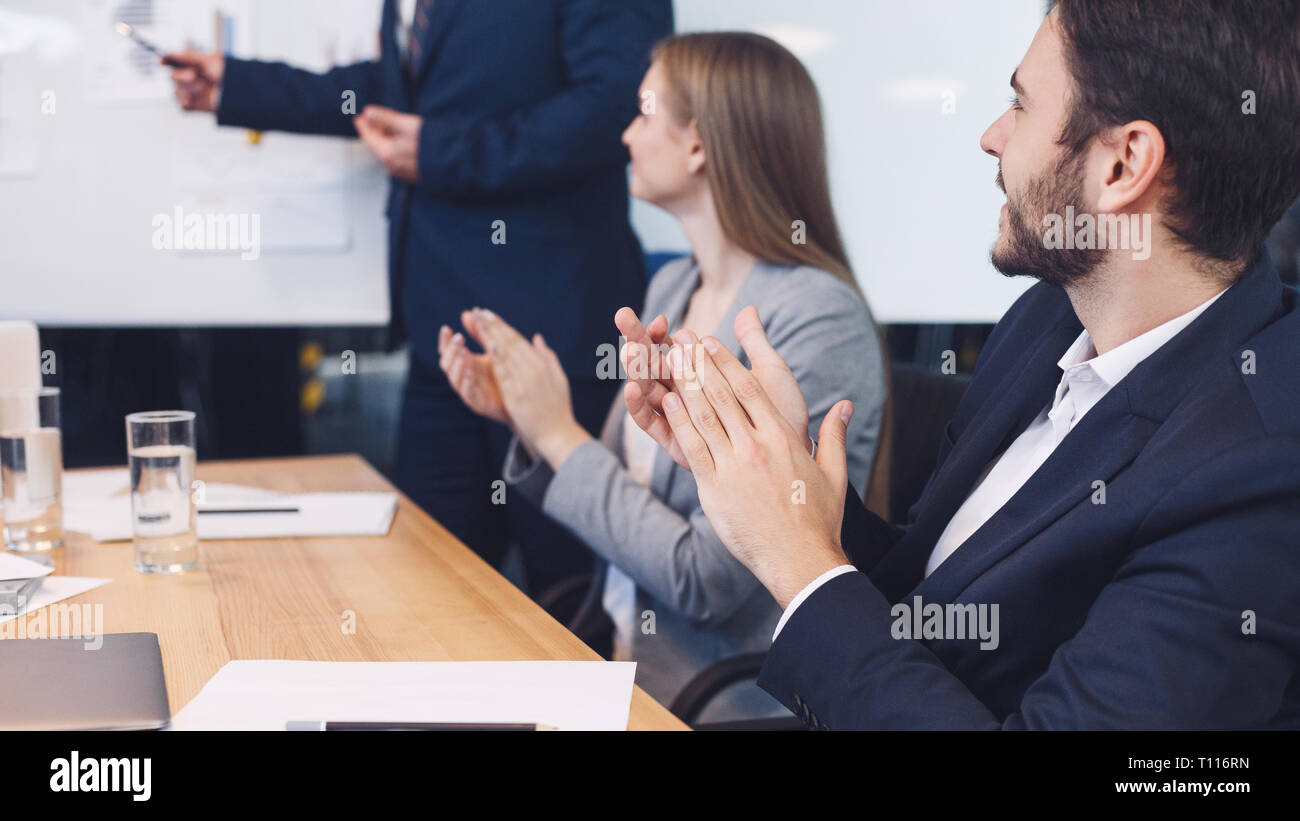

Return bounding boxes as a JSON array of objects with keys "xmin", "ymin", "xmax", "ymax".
[
  {"xmin": 686, "ymin": 119, "xmax": 706, "ymax": 176},
  {"xmin": 1095, "ymin": 120, "xmax": 1165, "ymax": 213}
]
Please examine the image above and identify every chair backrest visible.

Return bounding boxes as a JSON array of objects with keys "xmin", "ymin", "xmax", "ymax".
[
  {"xmin": 882, "ymin": 363, "xmax": 972, "ymax": 525},
  {"xmin": 862, "ymin": 358, "xmax": 893, "ymax": 518}
]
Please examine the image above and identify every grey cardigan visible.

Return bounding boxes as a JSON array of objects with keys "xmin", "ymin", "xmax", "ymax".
[{"xmin": 503, "ymin": 257, "xmax": 885, "ymax": 721}]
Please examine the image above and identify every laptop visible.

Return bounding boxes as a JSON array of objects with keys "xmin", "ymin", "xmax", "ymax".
[{"xmin": 0, "ymin": 632, "xmax": 170, "ymax": 730}]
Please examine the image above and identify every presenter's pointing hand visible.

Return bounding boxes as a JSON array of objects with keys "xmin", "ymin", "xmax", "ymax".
[
  {"xmin": 166, "ymin": 49, "xmax": 225, "ymax": 113},
  {"xmin": 354, "ymin": 105, "xmax": 422, "ymax": 182}
]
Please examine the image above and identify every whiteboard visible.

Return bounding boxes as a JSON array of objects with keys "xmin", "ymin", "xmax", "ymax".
[
  {"xmin": 0, "ymin": 0, "xmax": 389, "ymax": 326},
  {"xmin": 1, "ymin": 0, "xmax": 1046, "ymax": 327},
  {"xmin": 633, "ymin": 0, "xmax": 1045, "ymax": 323}
]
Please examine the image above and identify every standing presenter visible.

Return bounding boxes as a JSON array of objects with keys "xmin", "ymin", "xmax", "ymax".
[{"xmin": 167, "ymin": 0, "xmax": 673, "ymax": 592}]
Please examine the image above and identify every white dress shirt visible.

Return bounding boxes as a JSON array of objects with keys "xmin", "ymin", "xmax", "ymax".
[
  {"xmin": 600, "ymin": 414, "xmax": 662, "ymax": 649},
  {"xmin": 773, "ymin": 286, "xmax": 1229, "ymax": 639},
  {"xmin": 396, "ymin": 0, "xmax": 420, "ymax": 63}
]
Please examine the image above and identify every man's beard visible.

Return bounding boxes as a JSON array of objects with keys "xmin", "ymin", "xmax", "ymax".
[{"xmin": 991, "ymin": 149, "xmax": 1104, "ymax": 286}]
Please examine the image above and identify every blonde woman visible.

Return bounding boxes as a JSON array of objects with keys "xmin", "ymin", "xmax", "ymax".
[{"xmin": 439, "ymin": 33, "xmax": 886, "ymax": 721}]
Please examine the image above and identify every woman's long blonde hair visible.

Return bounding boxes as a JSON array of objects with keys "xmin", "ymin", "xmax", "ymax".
[
  {"xmin": 654, "ymin": 32, "xmax": 893, "ymax": 514},
  {"xmin": 652, "ymin": 32, "xmax": 856, "ymax": 291}
]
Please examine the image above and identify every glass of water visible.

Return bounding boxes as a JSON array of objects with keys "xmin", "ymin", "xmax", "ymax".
[
  {"xmin": 0, "ymin": 387, "xmax": 64, "ymax": 555},
  {"xmin": 126, "ymin": 411, "xmax": 198, "ymax": 574}
]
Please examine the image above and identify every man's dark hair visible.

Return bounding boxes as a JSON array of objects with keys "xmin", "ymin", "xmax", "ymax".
[{"xmin": 1051, "ymin": 0, "xmax": 1300, "ymax": 279}]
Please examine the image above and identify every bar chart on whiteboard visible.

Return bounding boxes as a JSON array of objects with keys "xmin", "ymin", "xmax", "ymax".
[{"xmin": 89, "ymin": 0, "xmax": 353, "ymax": 253}]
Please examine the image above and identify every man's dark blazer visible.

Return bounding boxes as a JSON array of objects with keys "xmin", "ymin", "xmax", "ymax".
[
  {"xmin": 759, "ymin": 253, "xmax": 1300, "ymax": 729},
  {"xmin": 214, "ymin": 0, "xmax": 673, "ymax": 372}
]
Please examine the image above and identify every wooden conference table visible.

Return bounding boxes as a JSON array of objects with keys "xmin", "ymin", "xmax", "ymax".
[{"xmin": 16, "ymin": 454, "xmax": 688, "ymax": 731}]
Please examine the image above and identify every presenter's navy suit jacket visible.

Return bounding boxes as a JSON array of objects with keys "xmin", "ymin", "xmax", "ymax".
[
  {"xmin": 215, "ymin": 0, "xmax": 673, "ymax": 372},
  {"xmin": 760, "ymin": 254, "xmax": 1300, "ymax": 729}
]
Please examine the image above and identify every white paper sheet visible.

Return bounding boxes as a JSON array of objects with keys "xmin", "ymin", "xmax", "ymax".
[
  {"xmin": 0, "ymin": 576, "xmax": 109, "ymax": 625},
  {"xmin": 171, "ymin": 660, "xmax": 638, "ymax": 731},
  {"xmin": 63, "ymin": 483, "xmax": 398, "ymax": 542},
  {"xmin": 197, "ymin": 492, "xmax": 398, "ymax": 540},
  {"xmin": 61, "ymin": 498, "xmax": 131, "ymax": 541},
  {"xmin": 61, "ymin": 467, "xmax": 130, "ymax": 501},
  {"xmin": 0, "ymin": 552, "xmax": 55, "ymax": 582}
]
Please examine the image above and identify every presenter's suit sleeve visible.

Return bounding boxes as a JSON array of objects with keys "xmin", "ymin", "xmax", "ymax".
[
  {"xmin": 216, "ymin": 58, "xmax": 385, "ymax": 137},
  {"xmin": 414, "ymin": 0, "xmax": 672, "ymax": 198},
  {"xmin": 759, "ymin": 437, "xmax": 1300, "ymax": 729}
]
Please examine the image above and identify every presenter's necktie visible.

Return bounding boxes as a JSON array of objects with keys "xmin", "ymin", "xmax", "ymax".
[{"xmin": 407, "ymin": 0, "xmax": 436, "ymax": 77}]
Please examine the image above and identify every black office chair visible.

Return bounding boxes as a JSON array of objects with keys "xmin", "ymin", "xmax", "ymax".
[
  {"xmin": 536, "ymin": 568, "xmax": 613, "ymax": 660},
  {"xmin": 884, "ymin": 363, "xmax": 972, "ymax": 524},
  {"xmin": 668, "ymin": 653, "xmax": 806, "ymax": 730}
]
